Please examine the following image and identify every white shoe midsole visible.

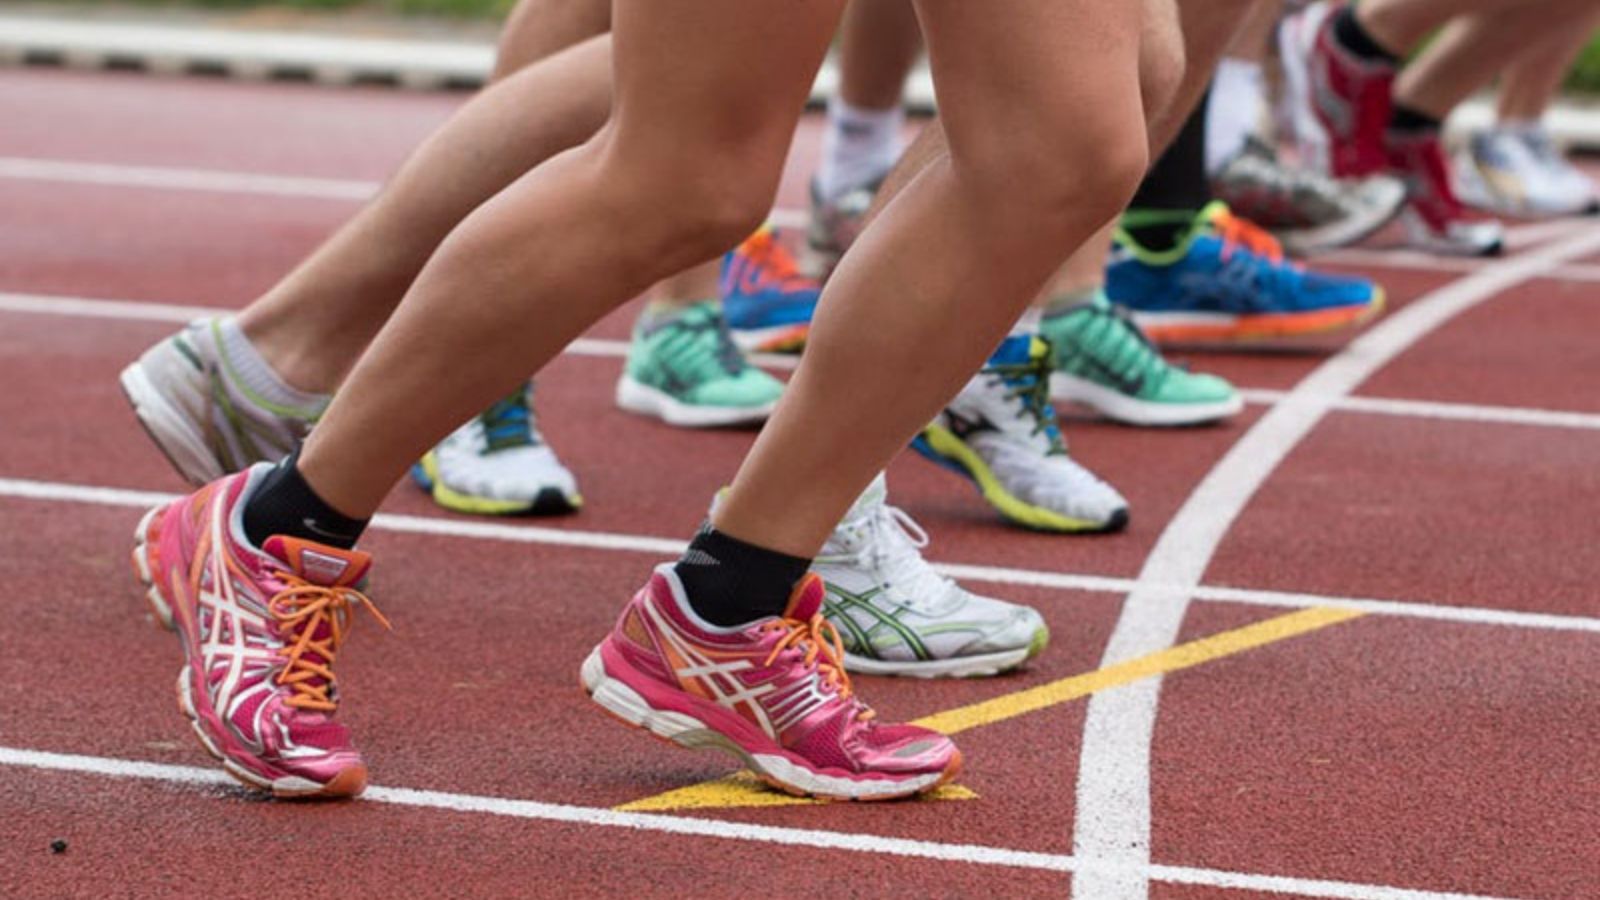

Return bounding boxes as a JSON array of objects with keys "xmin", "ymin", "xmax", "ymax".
[{"xmin": 614, "ymin": 376, "xmax": 775, "ymax": 428}]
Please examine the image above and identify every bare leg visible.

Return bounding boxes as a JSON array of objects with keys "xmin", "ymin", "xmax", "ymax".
[
  {"xmin": 837, "ymin": 0, "xmax": 923, "ymax": 109},
  {"xmin": 1498, "ymin": 6, "xmax": 1600, "ymax": 121},
  {"xmin": 1394, "ymin": 1, "xmax": 1599, "ymax": 121},
  {"xmin": 239, "ymin": 13, "xmax": 614, "ymax": 393},
  {"xmin": 714, "ymin": 0, "xmax": 1148, "ymax": 555},
  {"xmin": 298, "ymin": 0, "xmax": 844, "ymax": 516}
]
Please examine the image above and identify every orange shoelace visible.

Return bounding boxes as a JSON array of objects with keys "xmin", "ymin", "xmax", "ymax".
[
  {"xmin": 268, "ymin": 577, "xmax": 390, "ymax": 712},
  {"xmin": 760, "ymin": 613, "xmax": 873, "ymax": 721},
  {"xmin": 1211, "ymin": 207, "xmax": 1287, "ymax": 264},
  {"xmin": 739, "ymin": 229, "xmax": 815, "ymax": 291}
]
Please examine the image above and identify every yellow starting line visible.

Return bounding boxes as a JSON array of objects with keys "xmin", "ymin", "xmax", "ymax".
[{"xmin": 616, "ymin": 606, "xmax": 1364, "ymax": 812}]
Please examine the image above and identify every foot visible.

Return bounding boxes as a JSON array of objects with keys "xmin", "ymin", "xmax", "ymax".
[
  {"xmin": 1110, "ymin": 202, "xmax": 1386, "ymax": 342},
  {"xmin": 120, "ymin": 317, "xmax": 326, "ymax": 485},
  {"xmin": 1279, "ymin": 1, "xmax": 1395, "ymax": 177},
  {"xmin": 411, "ymin": 383, "xmax": 582, "ymax": 516},
  {"xmin": 815, "ymin": 475, "xmax": 1048, "ymax": 678},
  {"xmin": 1387, "ymin": 130, "xmax": 1505, "ymax": 257},
  {"xmin": 1455, "ymin": 126, "xmax": 1599, "ymax": 220},
  {"xmin": 130, "ymin": 466, "xmax": 386, "ymax": 798},
  {"xmin": 914, "ymin": 335, "xmax": 1129, "ymax": 533},
  {"xmin": 720, "ymin": 227, "xmax": 821, "ymax": 354},
  {"xmin": 1210, "ymin": 136, "xmax": 1406, "ymax": 255},
  {"xmin": 582, "ymin": 567, "xmax": 962, "ymax": 800},
  {"xmin": 1042, "ymin": 293, "xmax": 1241, "ymax": 427},
  {"xmin": 614, "ymin": 301, "xmax": 784, "ymax": 427}
]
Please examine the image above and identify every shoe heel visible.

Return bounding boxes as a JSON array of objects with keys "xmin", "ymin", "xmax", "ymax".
[
  {"xmin": 582, "ymin": 647, "xmax": 706, "ymax": 746},
  {"xmin": 131, "ymin": 507, "xmax": 175, "ymax": 632}
]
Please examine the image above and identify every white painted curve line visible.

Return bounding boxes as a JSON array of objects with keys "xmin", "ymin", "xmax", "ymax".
[
  {"xmin": 5, "ymin": 474, "xmax": 1599, "ymax": 635},
  {"xmin": 1069, "ymin": 223, "xmax": 1600, "ymax": 900},
  {"xmin": 0, "ymin": 156, "xmax": 379, "ymax": 200},
  {"xmin": 0, "ymin": 745, "xmax": 1513, "ymax": 900}
]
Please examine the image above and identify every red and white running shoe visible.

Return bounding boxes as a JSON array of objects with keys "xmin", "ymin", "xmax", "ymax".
[
  {"xmin": 582, "ymin": 566, "xmax": 962, "ymax": 800},
  {"xmin": 1388, "ymin": 130, "xmax": 1505, "ymax": 257},
  {"xmin": 131, "ymin": 465, "xmax": 387, "ymax": 798},
  {"xmin": 1279, "ymin": 1, "xmax": 1395, "ymax": 178}
]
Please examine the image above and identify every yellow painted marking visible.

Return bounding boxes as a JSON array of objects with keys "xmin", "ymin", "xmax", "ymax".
[
  {"xmin": 917, "ymin": 606, "xmax": 1363, "ymax": 735},
  {"xmin": 616, "ymin": 606, "xmax": 1362, "ymax": 812}
]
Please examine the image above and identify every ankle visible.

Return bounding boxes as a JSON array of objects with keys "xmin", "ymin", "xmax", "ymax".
[
  {"xmin": 242, "ymin": 449, "xmax": 369, "ymax": 550},
  {"xmin": 673, "ymin": 523, "xmax": 810, "ymax": 628}
]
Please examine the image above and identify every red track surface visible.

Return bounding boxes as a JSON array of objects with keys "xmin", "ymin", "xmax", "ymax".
[{"xmin": 2, "ymin": 69, "xmax": 1598, "ymax": 899}]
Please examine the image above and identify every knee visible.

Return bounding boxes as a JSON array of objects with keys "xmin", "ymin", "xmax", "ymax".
[
  {"xmin": 961, "ymin": 109, "xmax": 1149, "ymax": 236},
  {"xmin": 599, "ymin": 140, "xmax": 778, "ymax": 270}
]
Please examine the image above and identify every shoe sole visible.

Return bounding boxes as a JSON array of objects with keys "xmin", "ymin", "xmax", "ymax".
[
  {"xmin": 581, "ymin": 646, "xmax": 960, "ymax": 801},
  {"xmin": 729, "ymin": 324, "xmax": 809, "ymax": 355},
  {"xmin": 119, "ymin": 360, "xmax": 224, "ymax": 487},
  {"xmin": 1131, "ymin": 290, "xmax": 1387, "ymax": 343},
  {"xmin": 614, "ymin": 376, "xmax": 777, "ymax": 428},
  {"xmin": 130, "ymin": 506, "xmax": 366, "ymax": 800},
  {"xmin": 1049, "ymin": 373, "xmax": 1242, "ymax": 427},
  {"xmin": 911, "ymin": 428, "xmax": 1129, "ymax": 534},
  {"xmin": 410, "ymin": 454, "xmax": 582, "ymax": 517},
  {"xmin": 844, "ymin": 626, "xmax": 1049, "ymax": 679}
]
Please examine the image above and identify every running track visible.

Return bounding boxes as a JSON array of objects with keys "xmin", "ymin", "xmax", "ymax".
[{"xmin": 2, "ymin": 69, "xmax": 1598, "ymax": 900}]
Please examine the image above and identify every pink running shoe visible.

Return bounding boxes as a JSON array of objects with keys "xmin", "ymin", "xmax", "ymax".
[
  {"xmin": 582, "ymin": 566, "xmax": 962, "ymax": 800},
  {"xmin": 130, "ymin": 465, "xmax": 387, "ymax": 798},
  {"xmin": 1280, "ymin": 1, "xmax": 1395, "ymax": 178}
]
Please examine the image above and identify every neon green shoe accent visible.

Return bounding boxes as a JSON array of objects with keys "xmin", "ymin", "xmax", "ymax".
[
  {"xmin": 625, "ymin": 301, "xmax": 784, "ymax": 410},
  {"xmin": 917, "ymin": 423, "xmax": 1111, "ymax": 533},
  {"xmin": 1024, "ymin": 625, "xmax": 1050, "ymax": 662},
  {"xmin": 1114, "ymin": 200, "xmax": 1244, "ymax": 266},
  {"xmin": 1041, "ymin": 292, "xmax": 1239, "ymax": 408},
  {"xmin": 416, "ymin": 451, "xmax": 582, "ymax": 516}
]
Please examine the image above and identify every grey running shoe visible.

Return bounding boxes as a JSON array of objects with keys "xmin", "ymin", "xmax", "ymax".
[
  {"xmin": 1211, "ymin": 137, "xmax": 1406, "ymax": 255},
  {"xmin": 806, "ymin": 175, "xmax": 882, "ymax": 271}
]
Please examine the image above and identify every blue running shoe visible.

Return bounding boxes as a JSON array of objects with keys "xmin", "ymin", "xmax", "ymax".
[
  {"xmin": 1108, "ymin": 202, "xmax": 1385, "ymax": 342},
  {"xmin": 720, "ymin": 226, "xmax": 820, "ymax": 354}
]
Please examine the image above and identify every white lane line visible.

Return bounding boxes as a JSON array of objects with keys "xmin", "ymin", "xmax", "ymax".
[
  {"xmin": 13, "ymin": 290, "xmax": 1600, "ymax": 428},
  {"xmin": 1069, "ymin": 223, "xmax": 1600, "ymax": 900},
  {"xmin": 7, "ymin": 154, "xmax": 1600, "ymax": 286},
  {"xmin": 3, "ymin": 474, "xmax": 1597, "ymax": 635},
  {"xmin": 0, "ymin": 745, "xmax": 1513, "ymax": 900},
  {"xmin": 1237, "ymin": 389, "xmax": 1600, "ymax": 432},
  {"xmin": 0, "ymin": 156, "xmax": 380, "ymax": 200}
]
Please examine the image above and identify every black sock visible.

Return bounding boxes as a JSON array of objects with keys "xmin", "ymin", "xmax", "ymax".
[
  {"xmin": 241, "ymin": 449, "xmax": 369, "ymax": 550},
  {"xmin": 1388, "ymin": 103, "xmax": 1441, "ymax": 136},
  {"xmin": 674, "ymin": 523, "xmax": 811, "ymax": 628},
  {"xmin": 1332, "ymin": 6, "xmax": 1398, "ymax": 65},
  {"xmin": 1125, "ymin": 89, "xmax": 1213, "ymax": 253}
]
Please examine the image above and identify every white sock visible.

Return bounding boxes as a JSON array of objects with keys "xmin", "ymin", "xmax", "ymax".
[
  {"xmin": 816, "ymin": 97, "xmax": 905, "ymax": 202},
  {"xmin": 214, "ymin": 317, "xmax": 330, "ymax": 412},
  {"xmin": 1206, "ymin": 58, "xmax": 1266, "ymax": 176}
]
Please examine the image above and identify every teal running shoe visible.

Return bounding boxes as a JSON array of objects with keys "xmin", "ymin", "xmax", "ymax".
[
  {"xmin": 1042, "ymin": 292, "xmax": 1242, "ymax": 426},
  {"xmin": 615, "ymin": 301, "xmax": 784, "ymax": 427}
]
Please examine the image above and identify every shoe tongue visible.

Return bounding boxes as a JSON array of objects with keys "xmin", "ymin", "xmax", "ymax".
[
  {"xmin": 782, "ymin": 573, "xmax": 825, "ymax": 621},
  {"xmin": 842, "ymin": 473, "xmax": 888, "ymax": 521},
  {"xmin": 262, "ymin": 536, "xmax": 371, "ymax": 588}
]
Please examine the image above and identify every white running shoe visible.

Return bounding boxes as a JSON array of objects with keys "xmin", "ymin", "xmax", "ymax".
[
  {"xmin": 813, "ymin": 475, "xmax": 1049, "ymax": 678},
  {"xmin": 1456, "ymin": 126, "xmax": 1599, "ymax": 219},
  {"xmin": 411, "ymin": 383, "xmax": 582, "ymax": 516},
  {"xmin": 120, "ymin": 317, "xmax": 325, "ymax": 485},
  {"xmin": 914, "ymin": 335, "xmax": 1129, "ymax": 533}
]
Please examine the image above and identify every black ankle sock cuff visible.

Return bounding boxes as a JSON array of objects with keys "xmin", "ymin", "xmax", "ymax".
[
  {"xmin": 1333, "ymin": 6, "xmax": 1398, "ymax": 65},
  {"xmin": 241, "ymin": 448, "xmax": 369, "ymax": 550},
  {"xmin": 674, "ymin": 523, "xmax": 811, "ymax": 627},
  {"xmin": 1388, "ymin": 104, "xmax": 1442, "ymax": 135}
]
